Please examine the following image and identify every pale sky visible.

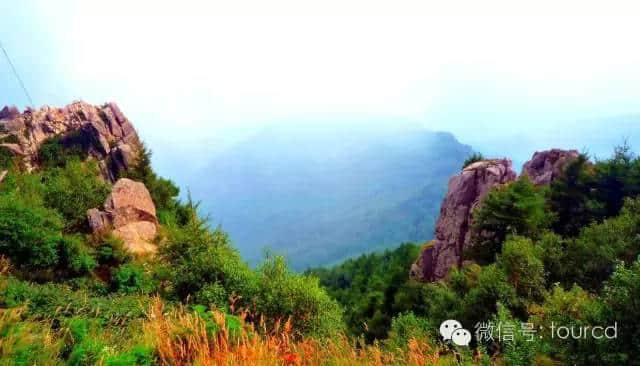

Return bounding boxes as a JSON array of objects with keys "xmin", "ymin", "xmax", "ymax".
[{"xmin": 2, "ymin": 1, "xmax": 640, "ymax": 174}]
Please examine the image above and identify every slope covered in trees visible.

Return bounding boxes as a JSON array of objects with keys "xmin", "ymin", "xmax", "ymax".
[{"xmin": 314, "ymin": 144, "xmax": 640, "ymax": 365}]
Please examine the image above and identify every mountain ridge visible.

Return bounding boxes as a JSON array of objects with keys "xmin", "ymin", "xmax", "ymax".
[{"xmin": 189, "ymin": 125, "xmax": 472, "ymax": 269}]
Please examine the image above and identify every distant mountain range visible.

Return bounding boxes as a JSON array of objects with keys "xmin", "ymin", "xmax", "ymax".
[{"xmin": 188, "ymin": 123, "xmax": 472, "ymax": 269}]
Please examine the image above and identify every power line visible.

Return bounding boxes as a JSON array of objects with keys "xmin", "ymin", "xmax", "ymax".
[{"xmin": 0, "ymin": 39, "xmax": 34, "ymax": 108}]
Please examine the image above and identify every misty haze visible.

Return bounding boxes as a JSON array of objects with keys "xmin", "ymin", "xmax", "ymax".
[{"xmin": 2, "ymin": 2, "xmax": 640, "ymax": 364}]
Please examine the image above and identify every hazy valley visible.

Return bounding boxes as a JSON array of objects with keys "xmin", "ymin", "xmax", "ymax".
[{"xmin": 188, "ymin": 123, "xmax": 472, "ymax": 269}]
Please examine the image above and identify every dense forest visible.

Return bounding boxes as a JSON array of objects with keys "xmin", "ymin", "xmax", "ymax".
[{"xmin": 2, "ymin": 123, "xmax": 640, "ymax": 365}]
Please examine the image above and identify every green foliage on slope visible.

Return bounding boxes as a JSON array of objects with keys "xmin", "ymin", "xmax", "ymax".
[
  {"xmin": 0, "ymin": 146, "xmax": 15, "ymax": 170},
  {"xmin": 314, "ymin": 144, "xmax": 640, "ymax": 365},
  {"xmin": 467, "ymin": 176, "xmax": 551, "ymax": 263},
  {"xmin": 38, "ymin": 133, "xmax": 90, "ymax": 169},
  {"xmin": 0, "ymin": 137, "xmax": 344, "ymax": 365},
  {"xmin": 307, "ymin": 243, "xmax": 421, "ymax": 341},
  {"xmin": 6, "ymin": 127, "xmax": 640, "ymax": 365},
  {"xmin": 42, "ymin": 160, "xmax": 111, "ymax": 232}
]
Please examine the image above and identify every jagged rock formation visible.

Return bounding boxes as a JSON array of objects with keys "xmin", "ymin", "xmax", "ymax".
[
  {"xmin": 522, "ymin": 149, "xmax": 580, "ymax": 185},
  {"xmin": 411, "ymin": 159, "xmax": 517, "ymax": 281},
  {"xmin": 411, "ymin": 149, "xmax": 580, "ymax": 282},
  {"xmin": 88, "ymin": 178, "xmax": 158, "ymax": 255},
  {"xmin": 1, "ymin": 101, "xmax": 156, "ymax": 254},
  {"xmin": 0, "ymin": 101, "xmax": 140, "ymax": 181}
]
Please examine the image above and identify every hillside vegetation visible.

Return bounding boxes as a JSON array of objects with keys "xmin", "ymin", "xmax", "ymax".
[
  {"xmin": 314, "ymin": 144, "xmax": 640, "ymax": 365},
  {"xmin": 3, "ymin": 108, "xmax": 640, "ymax": 365},
  {"xmin": 0, "ymin": 141, "xmax": 355, "ymax": 365}
]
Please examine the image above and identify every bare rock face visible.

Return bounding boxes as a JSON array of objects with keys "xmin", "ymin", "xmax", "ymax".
[
  {"xmin": 88, "ymin": 178, "xmax": 158, "ymax": 255},
  {"xmin": 112, "ymin": 222, "xmax": 158, "ymax": 255},
  {"xmin": 0, "ymin": 101, "xmax": 140, "ymax": 181},
  {"xmin": 411, "ymin": 159, "xmax": 517, "ymax": 281},
  {"xmin": 104, "ymin": 178, "xmax": 157, "ymax": 227},
  {"xmin": 522, "ymin": 149, "xmax": 580, "ymax": 185}
]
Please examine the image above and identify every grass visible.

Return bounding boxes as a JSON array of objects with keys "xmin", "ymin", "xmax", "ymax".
[
  {"xmin": 0, "ymin": 259, "xmax": 486, "ymax": 365},
  {"xmin": 0, "ymin": 294, "xmax": 490, "ymax": 365},
  {"xmin": 143, "ymin": 298, "xmax": 470, "ymax": 365}
]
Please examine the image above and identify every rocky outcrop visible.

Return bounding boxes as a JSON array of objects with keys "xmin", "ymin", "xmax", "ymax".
[
  {"xmin": 0, "ymin": 101, "xmax": 140, "ymax": 181},
  {"xmin": 88, "ymin": 178, "xmax": 158, "ymax": 255},
  {"xmin": 411, "ymin": 149, "xmax": 581, "ymax": 282},
  {"xmin": 411, "ymin": 159, "xmax": 517, "ymax": 282},
  {"xmin": 522, "ymin": 149, "xmax": 580, "ymax": 185}
]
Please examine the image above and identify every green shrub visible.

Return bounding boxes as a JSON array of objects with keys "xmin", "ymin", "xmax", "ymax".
[
  {"xmin": 461, "ymin": 264, "xmax": 519, "ymax": 328},
  {"xmin": 191, "ymin": 305, "xmax": 243, "ymax": 339},
  {"xmin": 97, "ymin": 235, "xmax": 131, "ymax": 266},
  {"xmin": 158, "ymin": 208, "xmax": 257, "ymax": 303},
  {"xmin": 112, "ymin": 263, "xmax": 155, "ymax": 294},
  {"xmin": 548, "ymin": 154, "xmax": 602, "ymax": 236},
  {"xmin": 563, "ymin": 197, "xmax": 640, "ymax": 290},
  {"xmin": 601, "ymin": 260, "xmax": 640, "ymax": 361},
  {"xmin": 65, "ymin": 318, "xmax": 106, "ymax": 366},
  {"xmin": 0, "ymin": 170, "xmax": 46, "ymax": 207},
  {"xmin": 498, "ymin": 236, "xmax": 546, "ymax": 301},
  {"xmin": 59, "ymin": 235, "xmax": 97, "ymax": 275},
  {"xmin": 394, "ymin": 280, "xmax": 463, "ymax": 336},
  {"xmin": 385, "ymin": 312, "xmax": 432, "ymax": 351},
  {"xmin": 0, "ymin": 146, "xmax": 15, "ymax": 170},
  {"xmin": 468, "ymin": 176, "xmax": 551, "ymax": 264},
  {"xmin": 0, "ymin": 189, "xmax": 97, "ymax": 276},
  {"xmin": 66, "ymin": 277, "xmax": 109, "ymax": 296},
  {"xmin": 254, "ymin": 256, "xmax": 344, "ymax": 338},
  {"xmin": 549, "ymin": 145, "xmax": 640, "ymax": 237},
  {"xmin": 536, "ymin": 231, "xmax": 567, "ymax": 286},
  {"xmin": 159, "ymin": 207, "xmax": 343, "ymax": 337},
  {"xmin": 0, "ymin": 192, "xmax": 64, "ymax": 270},
  {"xmin": 103, "ymin": 345, "xmax": 155, "ymax": 366},
  {"xmin": 38, "ymin": 133, "xmax": 89, "ymax": 169},
  {"xmin": 1, "ymin": 278, "xmax": 149, "ymax": 325},
  {"xmin": 462, "ymin": 152, "xmax": 485, "ymax": 169},
  {"xmin": 491, "ymin": 304, "xmax": 548, "ymax": 366},
  {"xmin": 530, "ymin": 285, "xmax": 611, "ymax": 365},
  {"xmin": 592, "ymin": 143, "xmax": 640, "ymax": 219},
  {"xmin": 42, "ymin": 160, "xmax": 110, "ymax": 232},
  {"xmin": 194, "ymin": 282, "xmax": 228, "ymax": 310}
]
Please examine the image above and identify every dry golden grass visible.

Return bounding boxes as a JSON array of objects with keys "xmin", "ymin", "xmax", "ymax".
[
  {"xmin": 0, "ymin": 287, "xmax": 486, "ymax": 365},
  {"xmin": 143, "ymin": 298, "xmax": 452, "ymax": 366}
]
